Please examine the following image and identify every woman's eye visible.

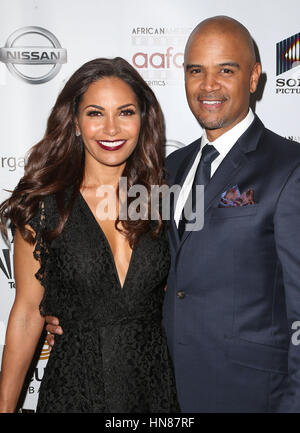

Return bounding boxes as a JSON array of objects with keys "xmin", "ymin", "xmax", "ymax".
[
  {"xmin": 87, "ymin": 110, "xmax": 102, "ymax": 117},
  {"xmin": 120, "ymin": 109, "xmax": 136, "ymax": 116}
]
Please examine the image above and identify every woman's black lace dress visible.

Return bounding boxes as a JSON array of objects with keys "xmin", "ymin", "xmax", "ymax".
[{"xmin": 25, "ymin": 191, "xmax": 179, "ymax": 413}]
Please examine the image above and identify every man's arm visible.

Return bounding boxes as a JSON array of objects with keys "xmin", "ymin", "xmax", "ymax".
[{"xmin": 274, "ymin": 162, "xmax": 300, "ymax": 412}]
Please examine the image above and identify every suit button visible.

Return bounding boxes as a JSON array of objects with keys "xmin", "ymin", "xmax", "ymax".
[{"xmin": 177, "ymin": 290, "xmax": 186, "ymax": 299}]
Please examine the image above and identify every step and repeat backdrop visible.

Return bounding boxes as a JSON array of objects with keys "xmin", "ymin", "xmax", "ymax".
[{"xmin": 0, "ymin": 0, "xmax": 299, "ymax": 411}]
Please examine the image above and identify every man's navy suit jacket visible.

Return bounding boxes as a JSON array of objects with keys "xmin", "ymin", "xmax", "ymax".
[{"xmin": 163, "ymin": 115, "xmax": 300, "ymax": 413}]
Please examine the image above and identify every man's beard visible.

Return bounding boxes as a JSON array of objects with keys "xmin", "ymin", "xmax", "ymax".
[
  {"xmin": 194, "ymin": 94, "xmax": 228, "ymax": 130},
  {"xmin": 196, "ymin": 116, "xmax": 227, "ymax": 130}
]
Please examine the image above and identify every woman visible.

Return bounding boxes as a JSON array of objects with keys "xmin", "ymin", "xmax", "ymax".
[{"xmin": 0, "ymin": 57, "xmax": 179, "ymax": 413}]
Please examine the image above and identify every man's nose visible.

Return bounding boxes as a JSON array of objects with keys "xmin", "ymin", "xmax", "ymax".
[
  {"xmin": 103, "ymin": 115, "xmax": 120, "ymax": 136},
  {"xmin": 199, "ymin": 72, "xmax": 220, "ymax": 92}
]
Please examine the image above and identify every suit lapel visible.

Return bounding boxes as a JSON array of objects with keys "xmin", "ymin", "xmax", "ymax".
[{"xmin": 179, "ymin": 115, "xmax": 265, "ymax": 246}]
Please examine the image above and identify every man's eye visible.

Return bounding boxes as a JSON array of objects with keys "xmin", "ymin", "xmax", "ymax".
[
  {"xmin": 87, "ymin": 111, "xmax": 102, "ymax": 117},
  {"xmin": 221, "ymin": 68, "xmax": 233, "ymax": 74},
  {"xmin": 190, "ymin": 68, "xmax": 202, "ymax": 74}
]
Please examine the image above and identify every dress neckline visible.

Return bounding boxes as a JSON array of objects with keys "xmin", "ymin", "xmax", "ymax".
[{"xmin": 78, "ymin": 191, "xmax": 135, "ymax": 290}]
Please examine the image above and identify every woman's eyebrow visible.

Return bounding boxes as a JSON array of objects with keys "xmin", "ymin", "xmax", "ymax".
[{"xmin": 83, "ymin": 103, "xmax": 137, "ymax": 110}]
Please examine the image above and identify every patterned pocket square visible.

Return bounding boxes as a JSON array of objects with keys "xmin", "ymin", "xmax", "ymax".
[{"xmin": 219, "ymin": 185, "xmax": 255, "ymax": 208}]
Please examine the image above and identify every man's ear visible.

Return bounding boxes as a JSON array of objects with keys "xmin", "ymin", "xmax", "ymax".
[{"xmin": 250, "ymin": 62, "xmax": 262, "ymax": 94}]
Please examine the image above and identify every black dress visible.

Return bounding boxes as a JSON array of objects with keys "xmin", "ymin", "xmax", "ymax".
[{"xmin": 25, "ymin": 190, "xmax": 179, "ymax": 413}]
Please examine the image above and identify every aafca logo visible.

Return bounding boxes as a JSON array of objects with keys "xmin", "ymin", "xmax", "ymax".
[
  {"xmin": 276, "ymin": 32, "xmax": 300, "ymax": 94},
  {"xmin": 131, "ymin": 26, "xmax": 191, "ymax": 87},
  {"xmin": 0, "ymin": 249, "xmax": 15, "ymax": 289},
  {"xmin": 0, "ymin": 26, "xmax": 67, "ymax": 84}
]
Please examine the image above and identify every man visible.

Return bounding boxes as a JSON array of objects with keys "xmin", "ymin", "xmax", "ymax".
[
  {"xmin": 162, "ymin": 16, "xmax": 300, "ymax": 413},
  {"xmin": 46, "ymin": 16, "xmax": 300, "ymax": 412}
]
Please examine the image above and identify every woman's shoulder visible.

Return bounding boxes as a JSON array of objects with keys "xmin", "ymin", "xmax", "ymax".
[
  {"xmin": 25, "ymin": 194, "xmax": 55, "ymax": 235},
  {"xmin": 28, "ymin": 186, "xmax": 74, "ymax": 233}
]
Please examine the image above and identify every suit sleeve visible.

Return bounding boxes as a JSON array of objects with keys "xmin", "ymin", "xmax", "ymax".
[{"xmin": 274, "ymin": 162, "xmax": 300, "ymax": 412}]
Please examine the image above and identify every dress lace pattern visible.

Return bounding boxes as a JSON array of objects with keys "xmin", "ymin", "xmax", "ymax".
[{"xmin": 22, "ymin": 191, "xmax": 179, "ymax": 413}]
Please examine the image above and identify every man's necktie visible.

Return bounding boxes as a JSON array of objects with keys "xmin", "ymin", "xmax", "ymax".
[{"xmin": 178, "ymin": 144, "xmax": 219, "ymax": 238}]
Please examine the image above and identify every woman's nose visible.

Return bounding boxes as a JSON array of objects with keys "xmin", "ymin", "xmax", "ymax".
[{"xmin": 103, "ymin": 115, "xmax": 120, "ymax": 136}]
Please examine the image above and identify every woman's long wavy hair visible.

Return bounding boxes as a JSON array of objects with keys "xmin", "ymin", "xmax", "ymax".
[{"xmin": 0, "ymin": 57, "xmax": 166, "ymax": 248}]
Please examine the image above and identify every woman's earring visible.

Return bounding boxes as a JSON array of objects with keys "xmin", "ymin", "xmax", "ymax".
[{"xmin": 75, "ymin": 130, "xmax": 81, "ymax": 137}]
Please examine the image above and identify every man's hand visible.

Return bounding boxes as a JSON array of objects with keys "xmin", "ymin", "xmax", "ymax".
[{"xmin": 45, "ymin": 315, "xmax": 63, "ymax": 351}]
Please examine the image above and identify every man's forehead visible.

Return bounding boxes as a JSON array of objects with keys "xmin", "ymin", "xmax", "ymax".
[
  {"xmin": 185, "ymin": 18, "xmax": 256, "ymax": 66},
  {"xmin": 188, "ymin": 28, "xmax": 242, "ymax": 48},
  {"xmin": 190, "ymin": 17, "xmax": 250, "ymax": 40},
  {"xmin": 185, "ymin": 30, "xmax": 252, "ymax": 64}
]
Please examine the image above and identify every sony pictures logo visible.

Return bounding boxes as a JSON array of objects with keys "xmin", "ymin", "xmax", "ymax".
[
  {"xmin": 276, "ymin": 32, "xmax": 300, "ymax": 94},
  {"xmin": 0, "ymin": 26, "xmax": 67, "ymax": 84}
]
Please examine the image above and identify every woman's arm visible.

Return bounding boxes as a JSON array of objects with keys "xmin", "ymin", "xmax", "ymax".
[{"xmin": 0, "ymin": 226, "xmax": 45, "ymax": 412}]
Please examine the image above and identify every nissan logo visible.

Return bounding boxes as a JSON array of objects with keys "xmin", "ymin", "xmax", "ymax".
[{"xmin": 0, "ymin": 26, "xmax": 67, "ymax": 84}]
